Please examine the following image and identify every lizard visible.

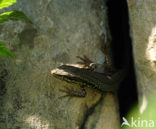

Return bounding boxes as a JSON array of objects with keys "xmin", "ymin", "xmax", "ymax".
[{"xmin": 51, "ymin": 44, "xmax": 127, "ymax": 98}]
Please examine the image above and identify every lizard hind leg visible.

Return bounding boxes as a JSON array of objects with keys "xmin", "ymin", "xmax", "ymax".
[{"xmin": 58, "ymin": 85, "xmax": 86, "ymax": 99}]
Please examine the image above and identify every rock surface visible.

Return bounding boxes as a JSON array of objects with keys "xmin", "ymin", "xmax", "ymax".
[
  {"xmin": 127, "ymin": 0, "xmax": 156, "ymax": 113},
  {"xmin": 0, "ymin": 0, "xmax": 120, "ymax": 129}
]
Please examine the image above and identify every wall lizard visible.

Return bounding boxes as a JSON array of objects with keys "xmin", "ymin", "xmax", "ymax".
[{"xmin": 51, "ymin": 54, "xmax": 127, "ymax": 97}]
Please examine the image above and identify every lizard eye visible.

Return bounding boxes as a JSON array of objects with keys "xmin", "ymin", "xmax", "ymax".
[{"xmin": 89, "ymin": 63, "xmax": 97, "ymax": 70}]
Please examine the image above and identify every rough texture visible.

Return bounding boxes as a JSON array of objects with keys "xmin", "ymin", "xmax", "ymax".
[
  {"xmin": 127, "ymin": 0, "xmax": 156, "ymax": 113},
  {"xmin": 0, "ymin": 0, "xmax": 120, "ymax": 129}
]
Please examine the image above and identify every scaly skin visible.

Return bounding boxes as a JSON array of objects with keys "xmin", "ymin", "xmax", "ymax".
[{"xmin": 51, "ymin": 64, "xmax": 127, "ymax": 97}]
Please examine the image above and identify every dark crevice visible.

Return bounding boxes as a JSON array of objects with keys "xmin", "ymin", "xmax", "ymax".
[
  {"xmin": 80, "ymin": 95, "xmax": 103, "ymax": 129},
  {"xmin": 106, "ymin": 0, "xmax": 138, "ymax": 118},
  {"xmin": 0, "ymin": 69, "xmax": 7, "ymax": 96}
]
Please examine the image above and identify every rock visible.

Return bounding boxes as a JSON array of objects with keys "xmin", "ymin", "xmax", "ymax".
[
  {"xmin": 0, "ymin": 0, "xmax": 119, "ymax": 129},
  {"xmin": 127, "ymin": 0, "xmax": 156, "ymax": 113}
]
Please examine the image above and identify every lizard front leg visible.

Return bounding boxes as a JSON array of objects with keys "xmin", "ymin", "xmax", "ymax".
[
  {"xmin": 76, "ymin": 55, "xmax": 97, "ymax": 71},
  {"xmin": 59, "ymin": 85, "xmax": 86, "ymax": 98},
  {"xmin": 57, "ymin": 55, "xmax": 94, "ymax": 99}
]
